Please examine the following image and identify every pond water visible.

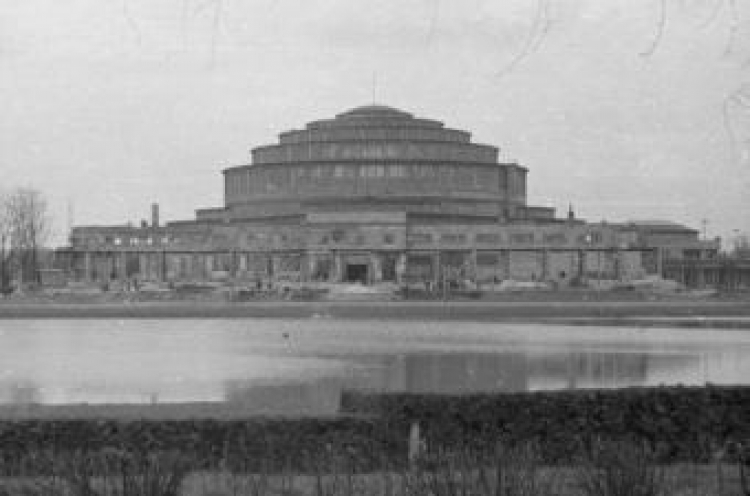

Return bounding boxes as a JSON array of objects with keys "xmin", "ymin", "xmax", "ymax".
[{"xmin": 0, "ymin": 319, "xmax": 748, "ymax": 414}]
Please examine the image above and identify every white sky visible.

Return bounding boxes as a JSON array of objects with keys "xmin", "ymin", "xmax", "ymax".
[{"xmin": 1, "ymin": 0, "xmax": 748, "ymax": 245}]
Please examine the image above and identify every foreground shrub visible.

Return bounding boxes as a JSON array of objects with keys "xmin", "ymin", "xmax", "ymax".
[
  {"xmin": 0, "ymin": 450, "xmax": 191, "ymax": 496},
  {"xmin": 0, "ymin": 418, "xmax": 396, "ymax": 476},
  {"xmin": 341, "ymin": 386, "xmax": 750, "ymax": 464}
]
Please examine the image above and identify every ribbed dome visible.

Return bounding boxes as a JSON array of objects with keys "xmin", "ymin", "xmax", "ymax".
[
  {"xmin": 304, "ymin": 104, "xmax": 443, "ymax": 131},
  {"xmin": 221, "ymin": 104, "xmax": 526, "ymax": 222},
  {"xmin": 254, "ymin": 104, "xmax": 496, "ymax": 163},
  {"xmin": 270, "ymin": 104, "xmax": 474, "ymax": 148}
]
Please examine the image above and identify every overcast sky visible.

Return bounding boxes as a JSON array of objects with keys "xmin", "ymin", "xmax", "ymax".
[{"xmin": 1, "ymin": 0, "xmax": 748, "ymax": 245}]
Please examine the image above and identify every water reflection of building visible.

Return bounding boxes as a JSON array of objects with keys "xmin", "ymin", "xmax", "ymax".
[
  {"xmin": 384, "ymin": 353, "xmax": 530, "ymax": 394},
  {"xmin": 379, "ymin": 352, "xmax": 651, "ymax": 393},
  {"xmin": 223, "ymin": 377, "xmax": 344, "ymax": 415},
  {"xmin": 384, "ymin": 352, "xmax": 711, "ymax": 393},
  {"xmin": 220, "ymin": 352, "xmax": 663, "ymax": 414},
  {"xmin": 527, "ymin": 353, "xmax": 651, "ymax": 390},
  {"xmin": 0, "ymin": 349, "xmax": 729, "ymax": 415}
]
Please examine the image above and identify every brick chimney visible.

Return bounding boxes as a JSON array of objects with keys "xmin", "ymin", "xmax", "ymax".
[{"xmin": 151, "ymin": 203, "xmax": 159, "ymax": 228}]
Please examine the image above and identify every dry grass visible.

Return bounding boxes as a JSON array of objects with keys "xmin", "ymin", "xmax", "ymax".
[
  {"xmin": 180, "ymin": 464, "xmax": 746, "ymax": 496},
  {"xmin": 0, "ymin": 441, "xmax": 748, "ymax": 496}
]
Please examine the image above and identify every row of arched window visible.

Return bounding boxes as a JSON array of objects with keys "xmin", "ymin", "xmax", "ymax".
[{"xmin": 225, "ymin": 164, "xmax": 505, "ymax": 197}]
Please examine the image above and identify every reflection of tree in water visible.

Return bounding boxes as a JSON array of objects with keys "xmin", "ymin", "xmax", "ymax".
[{"xmin": 0, "ymin": 380, "xmax": 41, "ymax": 405}]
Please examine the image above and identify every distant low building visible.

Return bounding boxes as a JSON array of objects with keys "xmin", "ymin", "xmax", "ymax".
[{"xmin": 57, "ymin": 105, "xmax": 721, "ymax": 289}]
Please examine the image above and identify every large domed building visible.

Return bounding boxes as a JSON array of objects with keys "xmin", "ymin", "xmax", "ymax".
[
  {"xmin": 65, "ymin": 105, "xmax": 718, "ymax": 288},
  {"xmin": 215, "ymin": 104, "xmax": 547, "ymax": 223}
]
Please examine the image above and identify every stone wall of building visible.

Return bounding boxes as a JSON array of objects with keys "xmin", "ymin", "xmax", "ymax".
[{"xmin": 68, "ymin": 219, "xmax": 650, "ymax": 284}]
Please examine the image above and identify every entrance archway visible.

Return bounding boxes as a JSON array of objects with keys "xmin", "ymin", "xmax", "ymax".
[{"xmin": 345, "ymin": 263, "xmax": 368, "ymax": 284}]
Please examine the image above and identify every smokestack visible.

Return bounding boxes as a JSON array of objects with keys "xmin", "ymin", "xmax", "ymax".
[{"xmin": 151, "ymin": 203, "xmax": 159, "ymax": 228}]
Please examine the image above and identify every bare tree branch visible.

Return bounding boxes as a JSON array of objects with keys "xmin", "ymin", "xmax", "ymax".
[
  {"xmin": 2, "ymin": 189, "xmax": 51, "ymax": 286},
  {"xmin": 724, "ymin": 0, "xmax": 740, "ymax": 55},
  {"xmin": 425, "ymin": 0, "xmax": 441, "ymax": 46},
  {"xmin": 496, "ymin": 0, "xmax": 551, "ymax": 78},
  {"xmin": 699, "ymin": 0, "xmax": 725, "ymax": 29},
  {"xmin": 192, "ymin": 0, "xmax": 218, "ymax": 16},
  {"xmin": 640, "ymin": 0, "xmax": 668, "ymax": 57},
  {"xmin": 0, "ymin": 192, "xmax": 11, "ymax": 296},
  {"xmin": 122, "ymin": 0, "xmax": 143, "ymax": 44},
  {"xmin": 723, "ymin": 83, "xmax": 750, "ymax": 165},
  {"xmin": 210, "ymin": 0, "xmax": 224, "ymax": 68},
  {"xmin": 530, "ymin": 0, "xmax": 552, "ymax": 53},
  {"xmin": 723, "ymin": 94, "xmax": 739, "ymax": 164},
  {"xmin": 181, "ymin": 0, "xmax": 190, "ymax": 51}
]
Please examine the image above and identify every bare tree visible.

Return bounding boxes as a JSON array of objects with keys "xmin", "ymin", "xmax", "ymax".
[
  {"xmin": 0, "ymin": 192, "xmax": 11, "ymax": 296},
  {"xmin": 4, "ymin": 188, "xmax": 51, "ymax": 286}
]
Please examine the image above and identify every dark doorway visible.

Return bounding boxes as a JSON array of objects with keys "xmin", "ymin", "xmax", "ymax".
[{"xmin": 346, "ymin": 264, "xmax": 368, "ymax": 284}]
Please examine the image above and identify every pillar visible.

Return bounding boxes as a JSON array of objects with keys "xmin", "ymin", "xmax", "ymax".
[
  {"xmin": 396, "ymin": 252, "xmax": 406, "ymax": 285},
  {"xmin": 655, "ymin": 248, "xmax": 663, "ymax": 278},
  {"xmin": 117, "ymin": 252, "xmax": 126, "ymax": 281},
  {"xmin": 613, "ymin": 249, "xmax": 621, "ymax": 281},
  {"xmin": 505, "ymin": 250, "xmax": 513, "ymax": 279},
  {"xmin": 306, "ymin": 253, "xmax": 317, "ymax": 282},
  {"xmin": 578, "ymin": 249, "xmax": 585, "ymax": 281},
  {"xmin": 84, "ymin": 252, "xmax": 92, "ymax": 282},
  {"xmin": 332, "ymin": 252, "xmax": 342, "ymax": 283},
  {"xmin": 205, "ymin": 254, "xmax": 214, "ymax": 279},
  {"xmin": 434, "ymin": 250, "xmax": 441, "ymax": 287},
  {"xmin": 370, "ymin": 253, "xmax": 382, "ymax": 284},
  {"xmin": 470, "ymin": 249, "xmax": 478, "ymax": 286},
  {"xmin": 161, "ymin": 250, "xmax": 167, "ymax": 282},
  {"xmin": 696, "ymin": 264, "xmax": 705, "ymax": 289},
  {"xmin": 138, "ymin": 253, "xmax": 148, "ymax": 280},
  {"xmin": 297, "ymin": 252, "xmax": 307, "ymax": 282},
  {"xmin": 196, "ymin": 253, "xmax": 203, "ymax": 280}
]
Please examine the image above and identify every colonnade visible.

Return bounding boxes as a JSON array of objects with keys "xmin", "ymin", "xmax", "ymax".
[{"xmin": 61, "ymin": 248, "xmax": 650, "ymax": 288}]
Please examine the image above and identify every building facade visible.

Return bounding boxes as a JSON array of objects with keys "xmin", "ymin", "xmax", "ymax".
[{"xmin": 60, "ymin": 105, "xmax": 720, "ymax": 288}]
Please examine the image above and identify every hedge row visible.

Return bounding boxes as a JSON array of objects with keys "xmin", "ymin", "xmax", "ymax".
[
  {"xmin": 341, "ymin": 386, "xmax": 750, "ymax": 462},
  {"xmin": 0, "ymin": 416, "xmax": 402, "ymax": 475},
  {"xmin": 1, "ymin": 386, "xmax": 748, "ymax": 475}
]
